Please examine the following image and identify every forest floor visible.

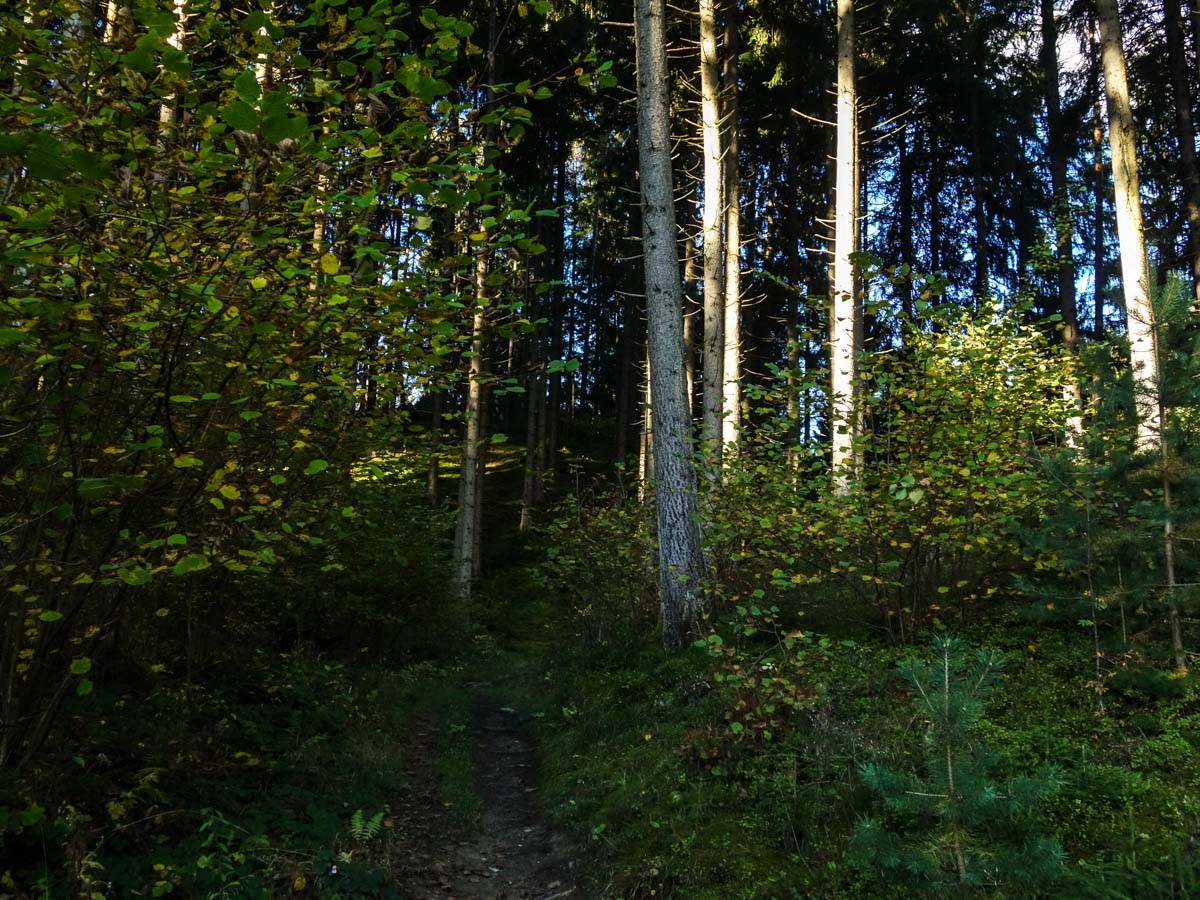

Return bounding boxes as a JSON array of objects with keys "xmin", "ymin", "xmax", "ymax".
[{"xmin": 394, "ymin": 679, "xmax": 580, "ymax": 899}]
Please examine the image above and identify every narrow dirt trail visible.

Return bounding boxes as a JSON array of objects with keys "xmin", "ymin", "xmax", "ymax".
[{"xmin": 398, "ymin": 689, "xmax": 579, "ymax": 900}]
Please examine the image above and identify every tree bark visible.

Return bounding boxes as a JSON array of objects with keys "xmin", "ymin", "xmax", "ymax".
[
  {"xmin": 1097, "ymin": 0, "xmax": 1161, "ymax": 452},
  {"xmin": 1163, "ymin": 0, "xmax": 1200, "ymax": 304},
  {"xmin": 1040, "ymin": 0, "xmax": 1083, "ymax": 439},
  {"xmin": 1091, "ymin": 17, "xmax": 1107, "ymax": 336},
  {"xmin": 157, "ymin": 0, "xmax": 186, "ymax": 133},
  {"xmin": 699, "ymin": 0, "xmax": 724, "ymax": 462},
  {"xmin": 682, "ymin": 233, "xmax": 698, "ymax": 415},
  {"xmin": 721, "ymin": 10, "xmax": 742, "ymax": 451},
  {"xmin": 452, "ymin": 247, "xmax": 489, "ymax": 598},
  {"xmin": 427, "ymin": 389, "xmax": 443, "ymax": 506},
  {"xmin": 831, "ymin": 0, "xmax": 859, "ymax": 484},
  {"xmin": 969, "ymin": 90, "xmax": 989, "ymax": 303},
  {"xmin": 898, "ymin": 126, "xmax": 914, "ymax": 320},
  {"xmin": 1098, "ymin": 0, "xmax": 1184, "ymax": 670},
  {"xmin": 635, "ymin": 0, "xmax": 707, "ymax": 648}
]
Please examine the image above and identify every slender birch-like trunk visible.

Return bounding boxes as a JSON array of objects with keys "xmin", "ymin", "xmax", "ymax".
[
  {"xmin": 830, "ymin": 0, "xmax": 859, "ymax": 483},
  {"xmin": 452, "ymin": 248, "xmax": 488, "ymax": 597},
  {"xmin": 721, "ymin": 10, "xmax": 741, "ymax": 451},
  {"xmin": 452, "ymin": 6, "xmax": 498, "ymax": 598},
  {"xmin": 1091, "ymin": 18, "xmax": 1106, "ymax": 337},
  {"xmin": 1097, "ymin": 0, "xmax": 1160, "ymax": 451},
  {"xmin": 1098, "ymin": 0, "xmax": 1184, "ymax": 670},
  {"xmin": 699, "ymin": 0, "xmax": 724, "ymax": 461},
  {"xmin": 158, "ymin": 0, "xmax": 186, "ymax": 133},
  {"xmin": 635, "ymin": 0, "xmax": 707, "ymax": 648}
]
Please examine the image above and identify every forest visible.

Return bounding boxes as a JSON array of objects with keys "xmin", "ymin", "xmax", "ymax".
[{"xmin": 1, "ymin": 0, "xmax": 1199, "ymax": 894}]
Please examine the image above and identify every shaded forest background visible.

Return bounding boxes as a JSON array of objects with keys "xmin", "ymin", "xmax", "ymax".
[{"xmin": 2, "ymin": 0, "xmax": 1200, "ymax": 895}]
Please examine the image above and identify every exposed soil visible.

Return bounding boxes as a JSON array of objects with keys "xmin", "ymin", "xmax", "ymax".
[{"xmin": 397, "ymin": 690, "xmax": 578, "ymax": 899}]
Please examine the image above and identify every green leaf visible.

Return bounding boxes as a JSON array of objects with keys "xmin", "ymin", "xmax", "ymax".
[
  {"xmin": 69, "ymin": 657, "xmax": 92, "ymax": 676},
  {"xmin": 220, "ymin": 100, "xmax": 259, "ymax": 132},
  {"xmin": 235, "ymin": 69, "xmax": 262, "ymax": 102},
  {"xmin": 171, "ymin": 554, "xmax": 211, "ymax": 576},
  {"xmin": 39, "ymin": 610, "xmax": 63, "ymax": 622},
  {"xmin": 166, "ymin": 533, "xmax": 187, "ymax": 546},
  {"xmin": 303, "ymin": 459, "xmax": 329, "ymax": 476}
]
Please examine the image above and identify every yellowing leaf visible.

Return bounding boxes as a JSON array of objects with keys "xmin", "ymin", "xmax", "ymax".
[{"xmin": 319, "ymin": 253, "xmax": 340, "ymax": 275}]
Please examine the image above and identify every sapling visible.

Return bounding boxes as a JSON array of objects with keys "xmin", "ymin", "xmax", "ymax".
[{"xmin": 850, "ymin": 635, "xmax": 1063, "ymax": 894}]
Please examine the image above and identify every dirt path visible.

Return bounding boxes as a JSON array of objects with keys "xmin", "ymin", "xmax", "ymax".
[{"xmin": 397, "ymin": 690, "xmax": 578, "ymax": 900}]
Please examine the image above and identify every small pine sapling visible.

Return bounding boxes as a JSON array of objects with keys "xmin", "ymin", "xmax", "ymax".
[{"xmin": 850, "ymin": 636, "xmax": 1064, "ymax": 894}]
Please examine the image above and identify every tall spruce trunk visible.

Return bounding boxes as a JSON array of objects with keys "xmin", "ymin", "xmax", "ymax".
[
  {"xmin": 831, "ymin": 0, "xmax": 859, "ymax": 483},
  {"xmin": 1040, "ymin": 0, "xmax": 1083, "ymax": 438},
  {"xmin": 699, "ymin": 0, "xmax": 724, "ymax": 462},
  {"xmin": 969, "ymin": 90, "xmax": 989, "ymax": 303},
  {"xmin": 898, "ymin": 126, "xmax": 914, "ymax": 320},
  {"xmin": 1163, "ymin": 0, "xmax": 1200, "ymax": 304},
  {"xmin": 635, "ymin": 0, "xmax": 707, "ymax": 648}
]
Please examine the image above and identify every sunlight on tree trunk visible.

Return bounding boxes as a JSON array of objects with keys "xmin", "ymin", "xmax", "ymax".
[
  {"xmin": 1097, "ymin": 0, "xmax": 1160, "ymax": 452},
  {"xmin": 721, "ymin": 10, "xmax": 742, "ymax": 453},
  {"xmin": 831, "ymin": 0, "xmax": 859, "ymax": 487},
  {"xmin": 1098, "ymin": 0, "xmax": 1184, "ymax": 671},
  {"xmin": 699, "ymin": 0, "xmax": 724, "ymax": 466}
]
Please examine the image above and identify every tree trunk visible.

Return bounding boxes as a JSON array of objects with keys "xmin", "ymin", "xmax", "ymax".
[
  {"xmin": 1092, "ymin": 17, "xmax": 1107, "ymax": 337},
  {"xmin": 638, "ymin": 345, "xmax": 653, "ymax": 495},
  {"xmin": 721, "ymin": 10, "xmax": 741, "ymax": 452},
  {"xmin": 616, "ymin": 292, "xmax": 635, "ymax": 467},
  {"xmin": 969, "ymin": 90, "xmax": 989, "ymax": 303},
  {"xmin": 699, "ymin": 0, "xmax": 724, "ymax": 462},
  {"xmin": 635, "ymin": 0, "xmax": 707, "ymax": 648},
  {"xmin": 831, "ymin": 0, "xmax": 859, "ymax": 484},
  {"xmin": 898, "ymin": 126, "xmax": 914, "ymax": 320},
  {"xmin": 1097, "ymin": 0, "xmax": 1160, "ymax": 452},
  {"xmin": 1040, "ymin": 0, "xmax": 1083, "ymax": 439},
  {"xmin": 452, "ymin": 247, "xmax": 489, "ymax": 598},
  {"xmin": 546, "ymin": 149, "xmax": 567, "ymax": 477},
  {"xmin": 427, "ymin": 389, "xmax": 443, "ymax": 506},
  {"xmin": 157, "ymin": 0, "xmax": 186, "ymax": 134},
  {"xmin": 682, "ymin": 234, "xmax": 698, "ymax": 415},
  {"xmin": 1098, "ymin": 0, "xmax": 1184, "ymax": 670},
  {"xmin": 519, "ymin": 364, "xmax": 543, "ymax": 533},
  {"xmin": 1164, "ymin": 0, "xmax": 1200, "ymax": 304}
]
